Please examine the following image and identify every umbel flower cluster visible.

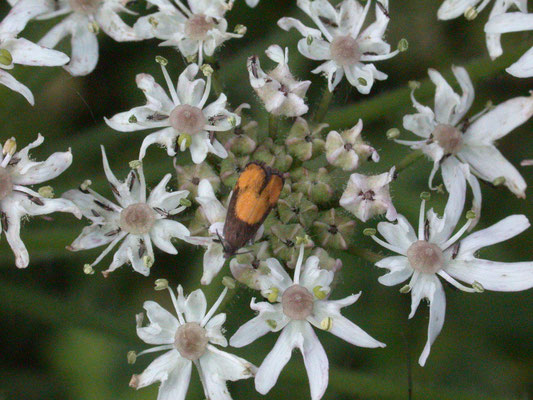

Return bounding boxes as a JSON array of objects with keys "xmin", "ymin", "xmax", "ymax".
[{"xmin": 1, "ymin": 0, "xmax": 532, "ymax": 399}]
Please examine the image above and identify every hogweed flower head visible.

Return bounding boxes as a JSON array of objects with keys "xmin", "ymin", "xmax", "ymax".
[
  {"xmin": 106, "ymin": 63, "xmax": 240, "ymax": 164},
  {"xmin": 278, "ymin": 0, "xmax": 399, "ymax": 93},
  {"xmin": 0, "ymin": 135, "xmax": 81, "ymax": 268},
  {"xmin": 63, "ymin": 147, "xmax": 190, "ymax": 276},
  {"xmin": 132, "ymin": 285, "xmax": 255, "ymax": 400},
  {"xmin": 230, "ymin": 244, "xmax": 385, "ymax": 400}
]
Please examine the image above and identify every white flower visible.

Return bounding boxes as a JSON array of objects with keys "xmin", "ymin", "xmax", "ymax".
[
  {"xmin": 0, "ymin": 0, "xmax": 70, "ymax": 104},
  {"xmin": 105, "ymin": 63, "xmax": 237, "ymax": 164},
  {"xmin": 248, "ymin": 45, "xmax": 311, "ymax": 117},
  {"xmin": 63, "ymin": 147, "xmax": 190, "ymax": 276},
  {"xmin": 340, "ymin": 167, "xmax": 397, "ymax": 222},
  {"xmin": 230, "ymin": 245, "xmax": 385, "ymax": 400},
  {"xmin": 485, "ymin": 11, "xmax": 533, "ymax": 78},
  {"xmin": 397, "ymin": 66, "xmax": 532, "ymax": 219},
  {"xmin": 36, "ymin": 0, "xmax": 138, "ymax": 76},
  {"xmin": 0, "ymin": 135, "xmax": 81, "ymax": 268},
  {"xmin": 278, "ymin": 0, "xmax": 398, "ymax": 93},
  {"xmin": 325, "ymin": 119, "xmax": 379, "ymax": 171},
  {"xmin": 133, "ymin": 0, "xmax": 242, "ymax": 65},
  {"xmin": 369, "ymin": 171, "xmax": 533, "ymax": 366},
  {"xmin": 131, "ymin": 285, "xmax": 255, "ymax": 400},
  {"xmin": 438, "ymin": 1, "xmax": 529, "ymax": 77},
  {"xmin": 183, "ymin": 179, "xmax": 264, "ymax": 285}
]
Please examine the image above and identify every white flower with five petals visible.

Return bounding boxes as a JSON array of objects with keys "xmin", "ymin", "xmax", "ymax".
[
  {"xmin": 248, "ymin": 45, "xmax": 311, "ymax": 117},
  {"xmin": 0, "ymin": 135, "xmax": 81, "ymax": 268},
  {"xmin": 369, "ymin": 165, "xmax": 533, "ymax": 366},
  {"xmin": 397, "ymin": 66, "xmax": 532, "ymax": 222},
  {"xmin": 230, "ymin": 245, "xmax": 385, "ymax": 400},
  {"xmin": 106, "ymin": 62, "xmax": 237, "ymax": 164},
  {"xmin": 131, "ymin": 285, "xmax": 255, "ymax": 400},
  {"xmin": 278, "ymin": 0, "xmax": 398, "ymax": 93},
  {"xmin": 133, "ymin": 0, "xmax": 242, "ymax": 65},
  {"xmin": 63, "ymin": 147, "xmax": 190, "ymax": 276},
  {"xmin": 340, "ymin": 167, "xmax": 397, "ymax": 222},
  {"xmin": 0, "ymin": 0, "xmax": 69, "ymax": 104},
  {"xmin": 36, "ymin": 0, "xmax": 139, "ymax": 76}
]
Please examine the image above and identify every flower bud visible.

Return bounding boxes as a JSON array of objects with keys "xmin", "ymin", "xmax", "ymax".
[
  {"xmin": 285, "ymin": 118, "xmax": 327, "ymax": 161},
  {"xmin": 277, "ymin": 192, "xmax": 318, "ymax": 228},
  {"xmin": 252, "ymin": 138, "xmax": 293, "ymax": 172},
  {"xmin": 292, "ymin": 167, "xmax": 334, "ymax": 206},
  {"xmin": 270, "ymin": 223, "xmax": 314, "ymax": 268},
  {"xmin": 219, "ymin": 153, "xmax": 250, "ymax": 188},
  {"xmin": 313, "ymin": 208, "xmax": 356, "ymax": 250},
  {"xmin": 217, "ymin": 104, "xmax": 258, "ymax": 156},
  {"xmin": 175, "ymin": 162, "xmax": 220, "ymax": 197},
  {"xmin": 312, "ymin": 247, "xmax": 342, "ymax": 272}
]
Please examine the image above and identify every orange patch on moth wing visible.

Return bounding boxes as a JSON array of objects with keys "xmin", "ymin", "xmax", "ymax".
[
  {"xmin": 234, "ymin": 174, "xmax": 283, "ymax": 225},
  {"xmin": 236, "ymin": 163, "xmax": 265, "ymax": 192}
]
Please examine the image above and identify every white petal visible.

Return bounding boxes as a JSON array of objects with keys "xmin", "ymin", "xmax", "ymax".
[
  {"xmin": 458, "ymin": 144, "xmax": 526, "ymax": 198},
  {"xmin": 177, "ymin": 64, "xmax": 206, "ymax": 106},
  {"xmin": 137, "ymin": 301, "xmax": 179, "ymax": 345},
  {"xmin": 300, "ymin": 256, "xmax": 334, "ymax": 294},
  {"xmin": 463, "ymin": 95, "xmax": 533, "ymax": 143},
  {"xmin": 201, "ymin": 242, "xmax": 226, "ymax": 285},
  {"xmin": 190, "ymin": 131, "xmax": 209, "ymax": 164},
  {"xmin": 0, "ymin": 0, "xmax": 53, "ymax": 35},
  {"xmin": 148, "ymin": 175, "xmax": 189, "ymax": 213},
  {"xmin": 445, "ymin": 259, "xmax": 533, "ymax": 292},
  {"xmin": 484, "ymin": 12, "xmax": 533, "ymax": 34},
  {"xmin": 418, "ymin": 278, "xmax": 446, "ymax": 367},
  {"xmin": 402, "ymin": 112, "xmax": 435, "ymax": 139},
  {"xmin": 0, "ymin": 69, "xmax": 34, "ymax": 105},
  {"xmin": 136, "ymin": 73, "xmax": 174, "ymax": 113},
  {"xmin": 3, "ymin": 37, "xmax": 69, "ymax": 67},
  {"xmin": 68, "ymin": 224, "xmax": 117, "ymax": 250},
  {"xmin": 254, "ymin": 321, "xmax": 301, "ymax": 395},
  {"xmin": 196, "ymin": 179, "xmax": 226, "ymax": 224},
  {"xmin": 458, "ymin": 214, "xmax": 530, "ymax": 257},
  {"xmin": 259, "ymin": 258, "xmax": 293, "ymax": 293},
  {"xmin": 297, "ymin": 37, "xmax": 331, "ymax": 60},
  {"xmin": 437, "ymin": 0, "xmax": 477, "ymax": 20},
  {"xmin": 65, "ymin": 20, "xmax": 99, "ymax": 76},
  {"xmin": 205, "ymin": 313, "xmax": 227, "ymax": 347},
  {"xmin": 299, "ymin": 321, "xmax": 329, "ymax": 400},
  {"xmin": 428, "ymin": 68, "xmax": 460, "ymax": 125},
  {"xmin": 376, "ymin": 215, "xmax": 417, "ymax": 252},
  {"xmin": 277, "ymin": 17, "xmax": 323, "ymax": 38},
  {"xmin": 140, "ymin": 127, "xmax": 177, "ymax": 159},
  {"xmin": 10, "ymin": 149, "xmax": 72, "ymax": 185},
  {"xmin": 183, "ymin": 289, "xmax": 207, "ymax": 323},
  {"xmin": 506, "ymin": 46, "xmax": 533, "ymax": 78},
  {"xmin": 3, "ymin": 208, "xmax": 29, "ymax": 268},
  {"xmin": 150, "ymin": 220, "xmax": 189, "ymax": 255},
  {"xmin": 38, "ymin": 17, "xmax": 72, "ymax": 49},
  {"xmin": 229, "ymin": 314, "xmax": 271, "ymax": 348},
  {"xmin": 451, "ymin": 65, "xmax": 474, "ymax": 124},
  {"xmin": 95, "ymin": 6, "xmax": 137, "ymax": 41},
  {"xmin": 105, "ymin": 106, "xmax": 169, "ymax": 132},
  {"xmin": 376, "ymin": 256, "xmax": 413, "ymax": 286}
]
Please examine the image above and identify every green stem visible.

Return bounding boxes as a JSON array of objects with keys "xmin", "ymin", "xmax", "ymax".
[
  {"xmin": 395, "ymin": 149, "xmax": 424, "ymax": 174},
  {"xmin": 268, "ymin": 113, "xmax": 280, "ymax": 137},
  {"xmin": 313, "ymin": 85, "xmax": 334, "ymax": 123},
  {"xmin": 344, "ymin": 246, "xmax": 384, "ymax": 264}
]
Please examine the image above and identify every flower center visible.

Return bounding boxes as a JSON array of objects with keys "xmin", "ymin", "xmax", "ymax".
[
  {"xmin": 68, "ymin": 0, "xmax": 101, "ymax": 14},
  {"xmin": 359, "ymin": 190, "xmax": 375, "ymax": 201},
  {"xmin": 185, "ymin": 14, "xmax": 215, "ymax": 41},
  {"xmin": 432, "ymin": 124, "xmax": 463, "ymax": 155},
  {"xmin": 0, "ymin": 167, "xmax": 13, "ymax": 201},
  {"xmin": 174, "ymin": 322, "xmax": 208, "ymax": 361},
  {"xmin": 119, "ymin": 203, "xmax": 156, "ymax": 235},
  {"xmin": 169, "ymin": 105, "xmax": 207, "ymax": 135},
  {"xmin": 406, "ymin": 240, "xmax": 444, "ymax": 274},
  {"xmin": 281, "ymin": 284, "xmax": 314, "ymax": 320},
  {"xmin": 330, "ymin": 35, "xmax": 361, "ymax": 66}
]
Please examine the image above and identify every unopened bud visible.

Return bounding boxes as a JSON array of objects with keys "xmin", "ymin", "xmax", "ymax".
[
  {"xmin": 129, "ymin": 160, "xmax": 142, "ymax": 169},
  {"xmin": 222, "ymin": 276, "xmax": 236, "ymax": 289},
  {"xmin": 363, "ymin": 228, "xmax": 376, "ymax": 236},
  {"xmin": 464, "ymin": 6, "xmax": 478, "ymax": 20},
  {"xmin": 83, "ymin": 264, "xmax": 95, "ymax": 275},
  {"xmin": 420, "ymin": 191, "xmax": 431, "ymax": 201},
  {"xmin": 154, "ymin": 278, "xmax": 168, "ymax": 291},
  {"xmin": 3, "ymin": 138, "xmax": 16, "ymax": 156},
  {"xmin": 386, "ymin": 128, "xmax": 400, "ymax": 139},
  {"xmin": 127, "ymin": 351, "xmax": 137, "ymax": 364},
  {"xmin": 0, "ymin": 49, "xmax": 13, "ymax": 66},
  {"xmin": 38, "ymin": 186, "xmax": 54, "ymax": 198},
  {"xmin": 155, "ymin": 55, "xmax": 168, "ymax": 66},
  {"xmin": 398, "ymin": 38, "xmax": 408, "ymax": 52}
]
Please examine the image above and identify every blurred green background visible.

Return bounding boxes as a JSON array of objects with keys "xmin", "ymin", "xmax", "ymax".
[{"xmin": 0, "ymin": 0, "xmax": 532, "ymax": 399}]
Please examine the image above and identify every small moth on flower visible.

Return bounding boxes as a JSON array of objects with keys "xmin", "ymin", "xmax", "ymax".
[{"xmin": 221, "ymin": 162, "xmax": 284, "ymax": 258}]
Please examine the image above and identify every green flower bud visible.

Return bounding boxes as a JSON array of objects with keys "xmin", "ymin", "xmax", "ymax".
[
  {"xmin": 285, "ymin": 117, "xmax": 327, "ymax": 161},
  {"xmin": 252, "ymin": 138, "xmax": 293, "ymax": 172},
  {"xmin": 270, "ymin": 223, "xmax": 314, "ymax": 268},
  {"xmin": 230, "ymin": 242, "xmax": 272, "ymax": 290},
  {"xmin": 188, "ymin": 207, "xmax": 211, "ymax": 237},
  {"xmin": 219, "ymin": 153, "xmax": 251, "ymax": 188},
  {"xmin": 277, "ymin": 192, "xmax": 318, "ymax": 228},
  {"xmin": 312, "ymin": 247, "xmax": 342, "ymax": 272},
  {"xmin": 292, "ymin": 167, "xmax": 334, "ymax": 206},
  {"xmin": 313, "ymin": 208, "xmax": 356, "ymax": 250}
]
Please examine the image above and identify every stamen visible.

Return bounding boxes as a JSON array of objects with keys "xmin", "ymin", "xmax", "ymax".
[
  {"xmin": 438, "ymin": 271, "xmax": 476, "ymax": 293},
  {"xmin": 158, "ymin": 60, "xmax": 180, "ymax": 105},
  {"xmin": 418, "ymin": 199, "xmax": 426, "ymax": 240},
  {"xmin": 370, "ymin": 235, "xmax": 406, "ymax": 255},
  {"xmin": 293, "ymin": 244, "xmax": 305, "ymax": 285},
  {"xmin": 168, "ymin": 286, "xmax": 186, "ymax": 325},
  {"xmin": 440, "ymin": 218, "xmax": 473, "ymax": 251}
]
